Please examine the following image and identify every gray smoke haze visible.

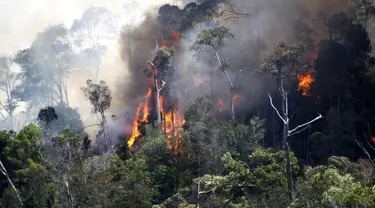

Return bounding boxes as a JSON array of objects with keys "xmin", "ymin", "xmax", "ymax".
[
  {"xmin": 0, "ymin": 0, "xmax": 355, "ymax": 145},
  {"xmin": 117, "ymin": 0, "xmax": 352, "ymax": 127}
]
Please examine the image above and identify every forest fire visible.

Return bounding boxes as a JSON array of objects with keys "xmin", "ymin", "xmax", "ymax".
[
  {"xmin": 233, "ymin": 93, "xmax": 242, "ymax": 104},
  {"xmin": 217, "ymin": 97, "xmax": 224, "ymax": 112},
  {"xmin": 297, "ymin": 73, "xmax": 313, "ymax": 96},
  {"xmin": 127, "ymin": 30, "xmax": 185, "ymax": 152},
  {"xmin": 128, "ymin": 88, "xmax": 152, "ymax": 146},
  {"xmin": 160, "ymin": 30, "xmax": 181, "ymax": 48},
  {"xmin": 297, "ymin": 42, "xmax": 320, "ymax": 96}
]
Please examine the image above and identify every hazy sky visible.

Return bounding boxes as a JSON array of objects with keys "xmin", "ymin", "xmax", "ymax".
[{"xmin": 0, "ymin": 0, "xmax": 183, "ymax": 55}]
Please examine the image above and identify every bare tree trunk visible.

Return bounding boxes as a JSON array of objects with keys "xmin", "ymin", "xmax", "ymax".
[
  {"xmin": 196, "ymin": 182, "xmax": 200, "ymax": 208},
  {"xmin": 230, "ymin": 88, "xmax": 235, "ymax": 120},
  {"xmin": 152, "ymin": 63, "xmax": 162, "ymax": 129},
  {"xmin": 63, "ymin": 80, "xmax": 69, "ymax": 107},
  {"xmin": 281, "ymin": 90, "xmax": 294, "ymax": 202}
]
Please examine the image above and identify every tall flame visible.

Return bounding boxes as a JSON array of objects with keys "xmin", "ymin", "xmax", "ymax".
[
  {"xmin": 128, "ymin": 30, "xmax": 186, "ymax": 155},
  {"xmin": 297, "ymin": 42, "xmax": 319, "ymax": 96},
  {"xmin": 128, "ymin": 88, "xmax": 152, "ymax": 147},
  {"xmin": 217, "ymin": 97, "xmax": 224, "ymax": 112}
]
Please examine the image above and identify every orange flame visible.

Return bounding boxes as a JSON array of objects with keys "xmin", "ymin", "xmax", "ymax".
[
  {"xmin": 127, "ymin": 30, "xmax": 186, "ymax": 154},
  {"xmin": 128, "ymin": 88, "xmax": 152, "ymax": 147},
  {"xmin": 233, "ymin": 93, "xmax": 241, "ymax": 104},
  {"xmin": 217, "ymin": 97, "xmax": 224, "ymax": 112},
  {"xmin": 160, "ymin": 30, "xmax": 182, "ymax": 48},
  {"xmin": 297, "ymin": 73, "xmax": 313, "ymax": 96},
  {"xmin": 297, "ymin": 42, "xmax": 319, "ymax": 96}
]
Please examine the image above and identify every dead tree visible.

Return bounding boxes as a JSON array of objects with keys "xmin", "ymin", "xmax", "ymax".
[
  {"xmin": 190, "ymin": 26, "xmax": 247, "ymax": 120},
  {"xmin": 261, "ymin": 41, "xmax": 323, "ymax": 202}
]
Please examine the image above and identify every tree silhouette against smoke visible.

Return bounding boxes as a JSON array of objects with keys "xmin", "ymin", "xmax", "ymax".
[
  {"xmin": 70, "ymin": 6, "xmax": 118, "ymax": 82},
  {"xmin": 81, "ymin": 79, "xmax": 112, "ymax": 153},
  {"xmin": 14, "ymin": 25, "xmax": 73, "ymax": 108},
  {"xmin": 0, "ymin": 56, "xmax": 19, "ymax": 130},
  {"xmin": 191, "ymin": 26, "xmax": 247, "ymax": 120},
  {"xmin": 260, "ymin": 41, "xmax": 323, "ymax": 202}
]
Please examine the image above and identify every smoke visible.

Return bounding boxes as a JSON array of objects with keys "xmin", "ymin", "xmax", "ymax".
[
  {"xmin": 0, "ymin": 0, "xmax": 357, "ymax": 146},
  {"xmin": 114, "ymin": 0, "xmax": 358, "ymax": 140}
]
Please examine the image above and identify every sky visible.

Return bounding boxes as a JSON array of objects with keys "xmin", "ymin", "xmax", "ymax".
[
  {"xmin": 0, "ymin": 0, "xmax": 185, "ymax": 130},
  {"xmin": 0, "ymin": 0, "xmax": 183, "ymax": 55}
]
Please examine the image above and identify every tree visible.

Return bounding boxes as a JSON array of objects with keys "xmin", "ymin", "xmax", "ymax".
[
  {"xmin": 109, "ymin": 155, "xmax": 153, "ymax": 207},
  {"xmin": 191, "ymin": 26, "xmax": 247, "ymax": 120},
  {"xmin": 70, "ymin": 6, "xmax": 118, "ymax": 82},
  {"xmin": 292, "ymin": 167, "xmax": 375, "ymax": 207},
  {"xmin": 135, "ymin": 125, "xmax": 177, "ymax": 203},
  {"xmin": 121, "ymin": 1, "xmax": 140, "ymax": 62},
  {"xmin": 145, "ymin": 45, "xmax": 175, "ymax": 129},
  {"xmin": 14, "ymin": 25, "xmax": 73, "ymax": 109},
  {"xmin": 194, "ymin": 148, "xmax": 299, "ymax": 207},
  {"xmin": 81, "ymin": 79, "xmax": 112, "ymax": 152},
  {"xmin": 1, "ymin": 124, "xmax": 56, "ymax": 207},
  {"xmin": 260, "ymin": 41, "xmax": 323, "ymax": 201},
  {"xmin": 37, "ymin": 104, "xmax": 84, "ymax": 137},
  {"xmin": 0, "ymin": 56, "xmax": 19, "ymax": 129}
]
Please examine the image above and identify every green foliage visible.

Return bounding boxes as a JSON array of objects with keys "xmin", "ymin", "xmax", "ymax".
[
  {"xmin": 81, "ymin": 79, "xmax": 111, "ymax": 115},
  {"xmin": 195, "ymin": 148, "xmax": 298, "ymax": 207},
  {"xmin": 135, "ymin": 127, "xmax": 177, "ymax": 203},
  {"xmin": 293, "ymin": 167, "xmax": 375, "ymax": 208},
  {"xmin": 260, "ymin": 41, "xmax": 306, "ymax": 80},
  {"xmin": 190, "ymin": 26, "xmax": 234, "ymax": 52},
  {"xmin": 109, "ymin": 155, "xmax": 153, "ymax": 207}
]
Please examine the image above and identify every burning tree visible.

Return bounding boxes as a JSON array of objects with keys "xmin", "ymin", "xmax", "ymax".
[
  {"xmin": 260, "ymin": 41, "xmax": 323, "ymax": 202},
  {"xmin": 128, "ymin": 35, "xmax": 185, "ymax": 150},
  {"xmin": 190, "ymin": 26, "xmax": 247, "ymax": 120}
]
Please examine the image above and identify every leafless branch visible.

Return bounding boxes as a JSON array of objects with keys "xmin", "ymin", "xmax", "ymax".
[
  {"xmin": 222, "ymin": 2, "xmax": 252, "ymax": 21},
  {"xmin": 233, "ymin": 52, "xmax": 248, "ymax": 89},
  {"xmin": 0, "ymin": 160, "xmax": 23, "ymax": 206},
  {"xmin": 267, "ymin": 93, "xmax": 287, "ymax": 124},
  {"xmin": 355, "ymin": 139, "xmax": 375, "ymax": 168},
  {"xmin": 158, "ymin": 80, "xmax": 166, "ymax": 92},
  {"xmin": 289, "ymin": 125, "xmax": 310, "ymax": 137},
  {"xmin": 288, "ymin": 114, "xmax": 323, "ymax": 135}
]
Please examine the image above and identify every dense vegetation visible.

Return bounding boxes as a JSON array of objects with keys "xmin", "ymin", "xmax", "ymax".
[{"xmin": 2, "ymin": 0, "xmax": 375, "ymax": 207}]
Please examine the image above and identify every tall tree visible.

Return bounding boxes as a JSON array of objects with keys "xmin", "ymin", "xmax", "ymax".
[
  {"xmin": 0, "ymin": 57, "xmax": 19, "ymax": 129},
  {"xmin": 260, "ymin": 41, "xmax": 323, "ymax": 202},
  {"xmin": 81, "ymin": 79, "xmax": 112, "ymax": 153},
  {"xmin": 191, "ymin": 26, "xmax": 247, "ymax": 120},
  {"xmin": 14, "ymin": 24, "xmax": 73, "ymax": 108},
  {"xmin": 70, "ymin": 6, "xmax": 118, "ymax": 82},
  {"xmin": 121, "ymin": 1, "xmax": 140, "ymax": 62}
]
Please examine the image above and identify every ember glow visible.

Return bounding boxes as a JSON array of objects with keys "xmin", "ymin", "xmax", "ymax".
[
  {"xmin": 233, "ymin": 93, "xmax": 242, "ymax": 104},
  {"xmin": 217, "ymin": 97, "xmax": 224, "ymax": 112}
]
